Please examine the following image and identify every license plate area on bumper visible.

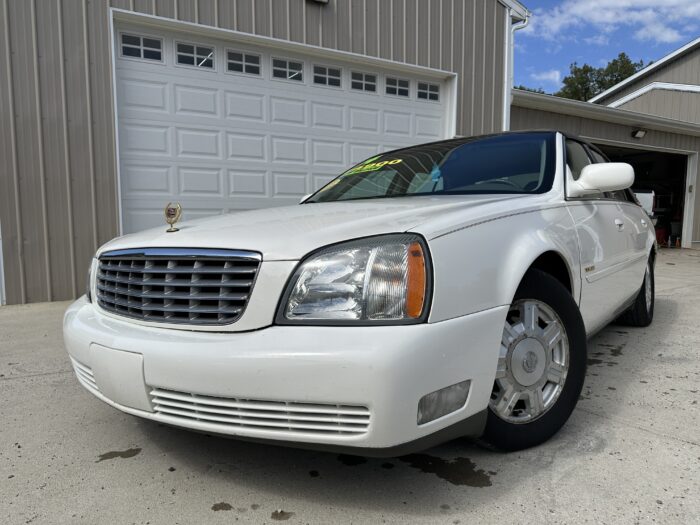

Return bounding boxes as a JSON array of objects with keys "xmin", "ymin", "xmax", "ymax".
[{"xmin": 89, "ymin": 344, "xmax": 152, "ymax": 412}]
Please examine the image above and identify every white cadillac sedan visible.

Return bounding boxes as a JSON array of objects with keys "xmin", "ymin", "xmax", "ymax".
[{"xmin": 63, "ymin": 131, "xmax": 656, "ymax": 455}]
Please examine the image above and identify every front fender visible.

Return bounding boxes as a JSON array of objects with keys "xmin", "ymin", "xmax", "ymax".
[{"xmin": 425, "ymin": 206, "xmax": 581, "ymax": 323}]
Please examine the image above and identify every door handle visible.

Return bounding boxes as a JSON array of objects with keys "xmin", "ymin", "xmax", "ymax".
[{"xmin": 614, "ymin": 219, "xmax": 624, "ymax": 231}]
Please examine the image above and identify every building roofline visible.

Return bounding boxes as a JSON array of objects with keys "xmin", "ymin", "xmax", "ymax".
[
  {"xmin": 512, "ymin": 89, "xmax": 700, "ymax": 138},
  {"xmin": 498, "ymin": 0, "xmax": 530, "ymax": 21},
  {"xmin": 589, "ymin": 36, "xmax": 700, "ymax": 103}
]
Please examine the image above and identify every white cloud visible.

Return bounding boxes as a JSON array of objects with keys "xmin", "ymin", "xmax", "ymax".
[
  {"xmin": 521, "ymin": 0, "xmax": 700, "ymax": 46},
  {"xmin": 530, "ymin": 69, "xmax": 562, "ymax": 86},
  {"xmin": 584, "ymin": 34, "xmax": 610, "ymax": 46}
]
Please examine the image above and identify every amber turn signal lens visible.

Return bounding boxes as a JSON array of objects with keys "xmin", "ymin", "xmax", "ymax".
[{"xmin": 406, "ymin": 242, "xmax": 427, "ymax": 318}]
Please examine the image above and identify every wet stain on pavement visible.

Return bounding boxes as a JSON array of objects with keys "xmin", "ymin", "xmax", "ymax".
[
  {"xmin": 96, "ymin": 448, "xmax": 141, "ymax": 462},
  {"xmin": 271, "ymin": 510, "xmax": 295, "ymax": 521},
  {"xmin": 309, "ymin": 470, "xmax": 320, "ymax": 478},
  {"xmin": 251, "ymin": 504, "xmax": 260, "ymax": 510},
  {"xmin": 381, "ymin": 462, "xmax": 395, "ymax": 469},
  {"xmin": 337, "ymin": 454, "xmax": 368, "ymax": 466},
  {"xmin": 211, "ymin": 502, "xmax": 232, "ymax": 511},
  {"xmin": 587, "ymin": 357, "xmax": 617, "ymax": 367},
  {"xmin": 599, "ymin": 343, "xmax": 625, "ymax": 357},
  {"xmin": 398, "ymin": 454, "xmax": 493, "ymax": 487}
]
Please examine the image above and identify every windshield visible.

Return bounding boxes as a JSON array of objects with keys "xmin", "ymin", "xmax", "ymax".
[{"xmin": 307, "ymin": 132, "xmax": 556, "ymax": 203}]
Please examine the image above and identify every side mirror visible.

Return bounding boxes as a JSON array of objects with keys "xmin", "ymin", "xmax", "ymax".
[
  {"xmin": 299, "ymin": 193, "xmax": 312, "ymax": 204},
  {"xmin": 568, "ymin": 163, "xmax": 634, "ymax": 198}
]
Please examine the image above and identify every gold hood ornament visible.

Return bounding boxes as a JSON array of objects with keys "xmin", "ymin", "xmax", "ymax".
[{"xmin": 164, "ymin": 202, "xmax": 182, "ymax": 232}]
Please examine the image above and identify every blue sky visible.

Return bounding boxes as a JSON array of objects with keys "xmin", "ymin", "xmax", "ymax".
[{"xmin": 515, "ymin": 0, "xmax": 700, "ymax": 92}]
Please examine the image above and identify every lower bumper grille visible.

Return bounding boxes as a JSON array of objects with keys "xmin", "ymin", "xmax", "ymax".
[
  {"xmin": 71, "ymin": 358, "xmax": 99, "ymax": 392},
  {"xmin": 150, "ymin": 388, "xmax": 371, "ymax": 435}
]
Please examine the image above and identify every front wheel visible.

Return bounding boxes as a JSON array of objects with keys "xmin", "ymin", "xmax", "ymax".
[{"xmin": 482, "ymin": 269, "xmax": 587, "ymax": 451}]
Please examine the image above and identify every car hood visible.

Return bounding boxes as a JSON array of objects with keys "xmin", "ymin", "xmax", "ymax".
[{"xmin": 99, "ymin": 195, "xmax": 539, "ymax": 260}]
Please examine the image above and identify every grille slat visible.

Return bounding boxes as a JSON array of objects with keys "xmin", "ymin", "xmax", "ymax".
[
  {"xmin": 71, "ymin": 358, "xmax": 99, "ymax": 392},
  {"xmin": 96, "ymin": 283, "xmax": 249, "ymax": 301},
  {"xmin": 96, "ymin": 248, "xmax": 260, "ymax": 325},
  {"xmin": 150, "ymin": 388, "xmax": 371, "ymax": 435}
]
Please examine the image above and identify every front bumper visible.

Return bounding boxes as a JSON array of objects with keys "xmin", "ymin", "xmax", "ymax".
[{"xmin": 64, "ymin": 297, "xmax": 507, "ymax": 455}]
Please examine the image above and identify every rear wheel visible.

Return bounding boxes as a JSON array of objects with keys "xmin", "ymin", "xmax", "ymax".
[
  {"xmin": 482, "ymin": 270, "xmax": 587, "ymax": 451},
  {"xmin": 618, "ymin": 258, "xmax": 654, "ymax": 327}
]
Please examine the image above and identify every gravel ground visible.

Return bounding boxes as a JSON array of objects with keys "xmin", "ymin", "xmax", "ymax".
[{"xmin": 1, "ymin": 248, "xmax": 698, "ymax": 524}]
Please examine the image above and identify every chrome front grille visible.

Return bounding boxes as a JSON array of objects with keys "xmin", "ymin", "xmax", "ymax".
[
  {"xmin": 96, "ymin": 248, "xmax": 261, "ymax": 325},
  {"xmin": 150, "ymin": 388, "xmax": 371, "ymax": 435}
]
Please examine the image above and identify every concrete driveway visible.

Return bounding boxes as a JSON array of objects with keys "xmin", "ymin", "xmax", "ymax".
[{"xmin": 1, "ymin": 249, "xmax": 698, "ymax": 524}]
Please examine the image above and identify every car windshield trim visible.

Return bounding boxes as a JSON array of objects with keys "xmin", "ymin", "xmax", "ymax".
[{"xmin": 306, "ymin": 132, "xmax": 556, "ymax": 203}]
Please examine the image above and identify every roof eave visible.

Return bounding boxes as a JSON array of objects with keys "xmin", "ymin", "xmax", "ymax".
[{"xmin": 512, "ymin": 89, "xmax": 700, "ymax": 138}]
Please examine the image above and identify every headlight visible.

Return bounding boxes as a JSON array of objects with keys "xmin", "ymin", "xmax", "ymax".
[{"xmin": 277, "ymin": 234, "xmax": 431, "ymax": 324}]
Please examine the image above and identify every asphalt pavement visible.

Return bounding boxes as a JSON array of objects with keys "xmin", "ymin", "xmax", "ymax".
[{"xmin": 1, "ymin": 248, "xmax": 698, "ymax": 524}]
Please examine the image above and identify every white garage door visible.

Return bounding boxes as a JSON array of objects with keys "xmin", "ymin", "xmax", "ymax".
[{"xmin": 114, "ymin": 24, "xmax": 453, "ymax": 233}]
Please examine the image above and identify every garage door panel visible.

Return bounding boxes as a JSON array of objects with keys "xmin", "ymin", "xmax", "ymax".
[
  {"xmin": 119, "ymin": 78, "xmax": 169, "ymax": 113},
  {"xmin": 312, "ymin": 140, "xmax": 345, "ymax": 166},
  {"xmin": 175, "ymin": 128, "xmax": 222, "ymax": 158},
  {"xmin": 226, "ymin": 133, "xmax": 267, "ymax": 160},
  {"xmin": 271, "ymin": 137, "xmax": 307, "ymax": 163},
  {"xmin": 229, "ymin": 169, "xmax": 268, "ymax": 196},
  {"xmin": 384, "ymin": 111, "xmax": 412, "ymax": 136},
  {"xmin": 415, "ymin": 114, "xmax": 443, "ymax": 139},
  {"xmin": 121, "ymin": 165, "xmax": 173, "ymax": 196},
  {"xmin": 121, "ymin": 124, "xmax": 171, "ymax": 156},
  {"xmin": 174, "ymin": 85, "xmax": 220, "ymax": 117},
  {"xmin": 270, "ymin": 96, "xmax": 307, "ymax": 125},
  {"xmin": 349, "ymin": 107, "xmax": 380, "ymax": 132},
  {"xmin": 311, "ymin": 102, "xmax": 345, "ymax": 129},
  {"xmin": 225, "ymin": 91, "xmax": 266, "ymax": 121},
  {"xmin": 115, "ymin": 24, "xmax": 451, "ymax": 233},
  {"xmin": 178, "ymin": 167, "xmax": 224, "ymax": 196},
  {"xmin": 273, "ymin": 172, "xmax": 309, "ymax": 197}
]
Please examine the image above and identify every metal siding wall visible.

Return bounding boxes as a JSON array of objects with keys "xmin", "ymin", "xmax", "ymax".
[
  {"xmin": 0, "ymin": 0, "xmax": 509, "ymax": 304},
  {"xmin": 604, "ymin": 50, "xmax": 700, "ymax": 104},
  {"xmin": 619, "ymin": 91, "xmax": 700, "ymax": 126}
]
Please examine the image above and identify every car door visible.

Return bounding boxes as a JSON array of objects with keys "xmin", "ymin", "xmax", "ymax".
[
  {"xmin": 589, "ymin": 148, "xmax": 649, "ymax": 298},
  {"xmin": 565, "ymin": 140, "xmax": 633, "ymax": 334}
]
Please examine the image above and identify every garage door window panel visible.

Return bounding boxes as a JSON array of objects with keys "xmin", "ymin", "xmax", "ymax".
[
  {"xmin": 272, "ymin": 58, "xmax": 304, "ymax": 82},
  {"xmin": 351, "ymin": 72, "xmax": 377, "ymax": 93},
  {"xmin": 227, "ymin": 50, "xmax": 261, "ymax": 75},
  {"xmin": 176, "ymin": 42, "xmax": 215, "ymax": 69},
  {"xmin": 386, "ymin": 77, "xmax": 410, "ymax": 97},
  {"xmin": 120, "ymin": 33, "xmax": 163, "ymax": 62},
  {"xmin": 417, "ymin": 82, "xmax": 440, "ymax": 101},
  {"xmin": 313, "ymin": 65, "xmax": 342, "ymax": 87}
]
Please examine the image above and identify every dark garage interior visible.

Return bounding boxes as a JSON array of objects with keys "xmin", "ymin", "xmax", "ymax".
[{"xmin": 596, "ymin": 144, "xmax": 688, "ymax": 247}]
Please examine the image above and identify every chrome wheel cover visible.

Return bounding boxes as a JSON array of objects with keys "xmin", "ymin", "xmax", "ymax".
[
  {"xmin": 490, "ymin": 299, "xmax": 569, "ymax": 424},
  {"xmin": 644, "ymin": 263, "xmax": 653, "ymax": 313}
]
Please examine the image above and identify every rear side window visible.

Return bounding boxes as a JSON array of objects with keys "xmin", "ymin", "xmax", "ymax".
[{"xmin": 565, "ymin": 141, "xmax": 591, "ymax": 180}]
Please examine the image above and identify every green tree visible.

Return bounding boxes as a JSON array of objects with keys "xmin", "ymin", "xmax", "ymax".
[
  {"xmin": 514, "ymin": 84, "xmax": 546, "ymax": 94},
  {"xmin": 555, "ymin": 52, "xmax": 645, "ymax": 101}
]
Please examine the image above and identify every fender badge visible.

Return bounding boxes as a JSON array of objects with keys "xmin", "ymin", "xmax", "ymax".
[
  {"xmin": 584, "ymin": 265, "xmax": 595, "ymax": 273},
  {"xmin": 164, "ymin": 202, "xmax": 182, "ymax": 232}
]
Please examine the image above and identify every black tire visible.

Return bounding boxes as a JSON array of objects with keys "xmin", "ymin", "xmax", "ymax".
[
  {"xmin": 481, "ymin": 269, "xmax": 587, "ymax": 451},
  {"xmin": 617, "ymin": 256, "xmax": 654, "ymax": 327}
]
